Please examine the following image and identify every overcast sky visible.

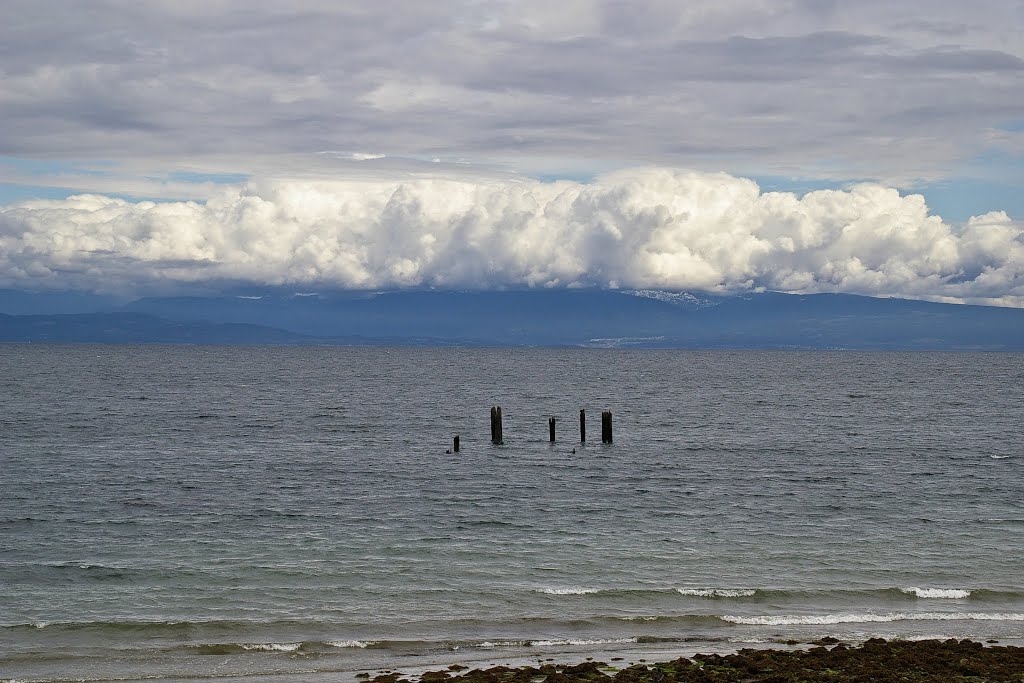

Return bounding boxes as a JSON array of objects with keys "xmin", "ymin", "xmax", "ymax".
[{"xmin": 1, "ymin": 1, "xmax": 1023, "ymax": 304}]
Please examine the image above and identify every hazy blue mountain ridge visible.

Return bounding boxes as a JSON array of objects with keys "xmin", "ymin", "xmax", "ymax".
[
  {"xmin": 0, "ymin": 312, "xmax": 313, "ymax": 345},
  {"xmin": 1, "ymin": 289, "xmax": 1022, "ymax": 349}
]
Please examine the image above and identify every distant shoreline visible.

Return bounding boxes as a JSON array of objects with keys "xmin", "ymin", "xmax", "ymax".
[{"xmin": 4, "ymin": 288, "xmax": 1024, "ymax": 349}]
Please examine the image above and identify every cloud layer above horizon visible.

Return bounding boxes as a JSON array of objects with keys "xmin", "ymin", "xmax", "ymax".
[
  {"xmin": 2, "ymin": 168, "xmax": 1022, "ymax": 306},
  {"xmin": 1, "ymin": 0, "xmax": 1023, "ymax": 191}
]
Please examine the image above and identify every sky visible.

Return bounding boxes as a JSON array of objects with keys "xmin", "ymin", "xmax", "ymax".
[{"xmin": 1, "ymin": 1, "xmax": 1023, "ymax": 305}]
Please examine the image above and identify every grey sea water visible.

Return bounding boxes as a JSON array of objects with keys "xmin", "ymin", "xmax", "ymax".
[{"xmin": 1, "ymin": 345, "xmax": 1023, "ymax": 682}]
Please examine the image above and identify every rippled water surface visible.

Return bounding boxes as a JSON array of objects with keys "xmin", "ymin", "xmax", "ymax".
[{"xmin": 1, "ymin": 346, "xmax": 1022, "ymax": 681}]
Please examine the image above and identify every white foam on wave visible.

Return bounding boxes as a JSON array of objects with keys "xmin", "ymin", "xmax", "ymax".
[
  {"xmin": 477, "ymin": 637, "xmax": 638, "ymax": 648},
  {"xmin": 902, "ymin": 587, "xmax": 972, "ymax": 599},
  {"xmin": 476, "ymin": 640, "xmax": 530, "ymax": 648},
  {"xmin": 537, "ymin": 587, "xmax": 601, "ymax": 595},
  {"xmin": 533, "ymin": 637, "xmax": 639, "ymax": 646},
  {"xmin": 327, "ymin": 640, "xmax": 377, "ymax": 648},
  {"xmin": 242, "ymin": 642, "xmax": 301, "ymax": 652},
  {"xmin": 991, "ymin": 455, "xmax": 1010, "ymax": 459},
  {"xmin": 677, "ymin": 588, "xmax": 756, "ymax": 598},
  {"xmin": 724, "ymin": 612, "xmax": 1024, "ymax": 626}
]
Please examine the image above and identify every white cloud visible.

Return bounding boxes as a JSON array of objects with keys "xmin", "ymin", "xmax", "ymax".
[{"xmin": 1, "ymin": 168, "xmax": 1021, "ymax": 305}]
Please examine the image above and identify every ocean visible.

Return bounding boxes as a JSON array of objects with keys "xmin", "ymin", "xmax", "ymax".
[{"xmin": 1, "ymin": 345, "xmax": 1022, "ymax": 682}]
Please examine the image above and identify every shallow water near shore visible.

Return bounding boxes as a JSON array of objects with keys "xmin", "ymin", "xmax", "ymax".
[{"xmin": 1, "ymin": 346, "xmax": 1023, "ymax": 682}]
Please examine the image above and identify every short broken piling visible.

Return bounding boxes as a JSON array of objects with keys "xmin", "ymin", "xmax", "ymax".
[
  {"xmin": 549, "ymin": 417, "xmax": 556, "ymax": 442},
  {"xmin": 601, "ymin": 410, "xmax": 613, "ymax": 444}
]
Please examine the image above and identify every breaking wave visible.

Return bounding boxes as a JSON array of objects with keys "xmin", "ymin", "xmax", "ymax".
[
  {"xmin": 676, "ymin": 589, "xmax": 758, "ymax": 598},
  {"xmin": 901, "ymin": 588, "xmax": 972, "ymax": 599},
  {"xmin": 476, "ymin": 637, "xmax": 639, "ymax": 648},
  {"xmin": 724, "ymin": 612, "xmax": 1024, "ymax": 626}
]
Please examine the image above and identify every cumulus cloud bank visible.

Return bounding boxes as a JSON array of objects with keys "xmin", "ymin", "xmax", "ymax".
[{"xmin": 1, "ymin": 168, "xmax": 1021, "ymax": 306}]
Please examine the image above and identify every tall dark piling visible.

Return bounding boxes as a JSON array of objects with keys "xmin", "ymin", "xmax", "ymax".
[
  {"xmin": 549, "ymin": 417, "xmax": 556, "ymax": 442},
  {"xmin": 579, "ymin": 409, "xmax": 586, "ymax": 443},
  {"xmin": 491, "ymin": 406, "xmax": 503, "ymax": 445},
  {"xmin": 601, "ymin": 410, "xmax": 613, "ymax": 444},
  {"xmin": 454, "ymin": 435, "xmax": 460, "ymax": 453}
]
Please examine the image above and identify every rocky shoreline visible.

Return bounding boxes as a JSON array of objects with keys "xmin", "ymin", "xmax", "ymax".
[{"xmin": 364, "ymin": 639, "xmax": 1024, "ymax": 683}]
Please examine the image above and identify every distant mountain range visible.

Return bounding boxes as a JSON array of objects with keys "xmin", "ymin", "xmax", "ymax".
[{"xmin": 1, "ymin": 288, "xmax": 1022, "ymax": 349}]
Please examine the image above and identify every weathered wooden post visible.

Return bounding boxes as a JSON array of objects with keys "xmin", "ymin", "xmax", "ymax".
[
  {"xmin": 601, "ymin": 410, "xmax": 613, "ymax": 444},
  {"xmin": 549, "ymin": 417, "xmax": 556, "ymax": 442},
  {"xmin": 454, "ymin": 435, "xmax": 460, "ymax": 453},
  {"xmin": 491, "ymin": 405, "xmax": 503, "ymax": 444},
  {"xmin": 579, "ymin": 409, "xmax": 586, "ymax": 443}
]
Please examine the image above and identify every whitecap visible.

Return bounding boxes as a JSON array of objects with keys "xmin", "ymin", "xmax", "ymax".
[
  {"xmin": 241, "ymin": 642, "xmax": 301, "ymax": 652},
  {"xmin": 677, "ymin": 588, "xmax": 756, "ymax": 598},
  {"xmin": 532, "ymin": 638, "xmax": 639, "ymax": 646},
  {"xmin": 476, "ymin": 640, "xmax": 530, "ymax": 648},
  {"xmin": 327, "ymin": 640, "xmax": 376, "ymax": 648},
  {"xmin": 537, "ymin": 587, "xmax": 601, "ymax": 595},
  {"xmin": 902, "ymin": 587, "xmax": 972, "ymax": 599},
  {"xmin": 723, "ymin": 612, "xmax": 1024, "ymax": 626},
  {"xmin": 476, "ymin": 637, "xmax": 638, "ymax": 648}
]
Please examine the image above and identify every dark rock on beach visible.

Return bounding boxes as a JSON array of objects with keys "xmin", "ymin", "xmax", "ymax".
[{"xmin": 370, "ymin": 639, "xmax": 1024, "ymax": 683}]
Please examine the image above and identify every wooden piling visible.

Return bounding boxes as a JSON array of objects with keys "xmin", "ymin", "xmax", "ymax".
[
  {"xmin": 579, "ymin": 409, "xmax": 586, "ymax": 443},
  {"xmin": 491, "ymin": 405, "xmax": 503, "ymax": 444},
  {"xmin": 549, "ymin": 417, "xmax": 556, "ymax": 442},
  {"xmin": 601, "ymin": 410, "xmax": 613, "ymax": 444},
  {"xmin": 454, "ymin": 435, "xmax": 460, "ymax": 453}
]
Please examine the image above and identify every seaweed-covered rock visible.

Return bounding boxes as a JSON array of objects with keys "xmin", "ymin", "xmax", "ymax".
[{"xmin": 377, "ymin": 640, "xmax": 1024, "ymax": 683}]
